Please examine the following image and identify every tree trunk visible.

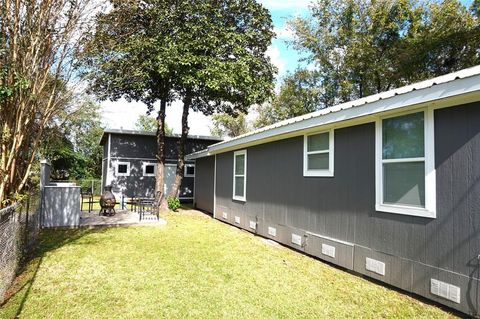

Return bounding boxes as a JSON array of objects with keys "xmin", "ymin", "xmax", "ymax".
[
  {"xmin": 155, "ymin": 98, "xmax": 168, "ymax": 210},
  {"xmin": 168, "ymin": 94, "xmax": 191, "ymax": 203}
]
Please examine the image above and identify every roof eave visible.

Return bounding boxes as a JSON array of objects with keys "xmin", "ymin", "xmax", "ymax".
[{"xmin": 201, "ymin": 73, "xmax": 480, "ymax": 156}]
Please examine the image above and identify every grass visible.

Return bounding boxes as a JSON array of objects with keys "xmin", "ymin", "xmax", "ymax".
[{"xmin": 0, "ymin": 210, "xmax": 457, "ymax": 319}]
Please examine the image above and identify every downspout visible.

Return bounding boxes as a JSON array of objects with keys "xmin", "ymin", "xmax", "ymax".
[
  {"xmin": 106, "ymin": 133, "xmax": 112, "ymax": 187},
  {"xmin": 213, "ymin": 155, "xmax": 217, "ymax": 219}
]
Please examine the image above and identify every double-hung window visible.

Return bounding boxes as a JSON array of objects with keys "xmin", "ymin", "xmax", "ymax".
[
  {"xmin": 304, "ymin": 130, "xmax": 334, "ymax": 177},
  {"xmin": 233, "ymin": 150, "xmax": 247, "ymax": 201},
  {"xmin": 376, "ymin": 109, "xmax": 436, "ymax": 218}
]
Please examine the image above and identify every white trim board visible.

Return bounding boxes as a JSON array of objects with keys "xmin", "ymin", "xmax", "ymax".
[
  {"xmin": 213, "ymin": 155, "xmax": 217, "ymax": 218},
  {"xmin": 232, "ymin": 150, "xmax": 247, "ymax": 202},
  {"xmin": 184, "ymin": 164, "xmax": 195, "ymax": 177},
  {"xmin": 303, "ymin": 129, "xmax": 334, "ymax": 177},
  {"xmin": 142, "ymin": 162, "xmax": 156, "ymax": 177},
  {"xmin": 375, "ymin": 107, "xmax": 436, "ymax": 218},
  {"xmin": 115, "ymin": 161, "xmax": 131, "ymax": 177}
]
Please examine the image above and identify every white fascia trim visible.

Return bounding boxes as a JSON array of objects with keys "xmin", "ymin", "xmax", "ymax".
[
  {"xmin": 115, "ymin": 161, "xmax": 131, "ymax": 177},
  {"xmin": 206, "ymin": 75, "xmax": 480, "ymax": 155},
  {"xmin": 232, "ymin": 150, "xmax": 247, "ymax": 202},
  {"xmin": 303, "ymin": 129, "xmax": 334, "ymax": 177},
  {"xmin": 142, "ymin": 161, "xmax": 156, "ymax": 177},
  {"xmin": 375, "ymin": 107, "xmax": 436, "ymax": 218}
]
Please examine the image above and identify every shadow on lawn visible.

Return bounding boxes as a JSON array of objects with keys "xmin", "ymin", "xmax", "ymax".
[{"xmin": 1, "ymin": 227, "xmax": 111, "ymax": 317}]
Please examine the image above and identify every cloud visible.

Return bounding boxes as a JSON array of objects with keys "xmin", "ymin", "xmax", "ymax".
[
  {"xmin": 100, "ymin": 98, "xmax": 213, "ymax": 136},
  {"xmin": 266, "ymin": 44, "xmax": 287, "ymax": 77},
  {"xmin": 273, "ymin": 25, "xmax": 294, "ymax": 40},
  {"xmin": 258, "ymin": 0, "xmax": 312, "ymax": 10}
]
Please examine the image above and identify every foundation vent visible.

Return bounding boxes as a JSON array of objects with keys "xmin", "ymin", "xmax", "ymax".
[
  {"xmin": 268, "ymin": 226, "xmax": 277, "ymax": 237},
  {"xmin": 431, "ymin": 279, "xmax": 461, "ymax": 303},
  {"xmin": 222, "ymin": 212, "xmax": 228, "ymax": 219},
  {"xmin": 321, "ymin": 244, "xmax": 336, "ymax": 258},
  {"xmin": 365, "ymin": 257, "xmax": 385, "ymax": 276},
  {"xmin": 291, "ymin": 234, "xmax": 302, "ymax": 246},
  {"xmin": 234, "ymin": 216, "xmax": 240, "ymax": 224},
  {"xmin": 249, "ymin": 220, "xmax": 256, "ymax": 230}
]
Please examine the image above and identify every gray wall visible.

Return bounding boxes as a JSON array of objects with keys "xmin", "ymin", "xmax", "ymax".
[
  {"xmin": 109, "ymin": 134, "xmax": 216, "ymax": 161},
  {"xmin": 194, "ymin": 156, "xmax": 215, "ymax": 213},
  {"xmin": 102, "ymin": 134, "xmax": 219, "ymax": 199},
  {"xmin": 197, "ymin": 101, "xmax": 480, "ymax": 316}
]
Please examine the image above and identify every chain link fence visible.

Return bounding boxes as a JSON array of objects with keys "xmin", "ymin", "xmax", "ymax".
[{"xmin": 0, "ymin": 193, "xmax": 40, "ymax": 304}]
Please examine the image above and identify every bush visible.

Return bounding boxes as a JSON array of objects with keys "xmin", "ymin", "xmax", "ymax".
[{"xmin": 167, "ymin": 197, "xmax": 181, "ymax": 212}]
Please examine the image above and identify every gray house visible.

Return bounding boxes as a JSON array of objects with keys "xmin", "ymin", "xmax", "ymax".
[
  {"xmin": 100, "ymin": 129, "xmax": 222, "ymax": 201},
  {"xmin": 188, "ymin": 65, "xmax": 480, "ymax": 316}
]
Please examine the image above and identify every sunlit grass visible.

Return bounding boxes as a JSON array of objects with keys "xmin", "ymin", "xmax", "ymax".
[{"xmin": 1, "ymin": 210, "xmax": 457, "ymax": 319}]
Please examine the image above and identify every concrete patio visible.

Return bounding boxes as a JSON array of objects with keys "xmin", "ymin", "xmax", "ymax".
[{"xmin": 80, "ymin": 210, "xmax": 167, "ymax": 227}]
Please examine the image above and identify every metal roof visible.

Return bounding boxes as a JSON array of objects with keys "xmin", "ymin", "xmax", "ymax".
[{"xmin": 187, "ymin": 65, "xmax": 480, "ymax": 160}]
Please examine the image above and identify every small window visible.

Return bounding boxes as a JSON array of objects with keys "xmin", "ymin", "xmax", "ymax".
[
  {"xmin": 184, "ymin": 164, "xmax": 195, "ymax": 177},
  {"xmin": 143, "ymin": 162, "xmax": 156, "ymax": 177},
  {"xmin": 303, "ymin": 130, "xmax": 334, "ymax": 177},
  {"xmin": 233, "ymin": 150, "xmax": 247, "ymax": 201},
  {"xmin": 376, "ymin": 109, "xmax": 436, "ymax": 218},
  {"xmin": 116, "ymin": 162, "xmax": 130, "ymax": 176}
]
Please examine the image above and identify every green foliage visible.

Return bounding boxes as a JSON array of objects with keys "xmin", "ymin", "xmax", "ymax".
[
  {"xmin": 167, "ymin": 197, "xmax": 181, "ymax": 211},
  {"xmin": 41, "ymin": 98, "xmax": 104, "ymax": 180},
  {"xmin": 473, "ymin": 0, "xmax": 480, "ymax": 18},
  {"xmin": 287, "ymin": 0, "xmax": 480, "ymax": 105},
  {"xmin": 255, "ymin": 69, "xmax": 324, "ymax": 128},
  {"xmin": 211, "ymin": 112, "xmax": 249, "ymax": 137},
  {"xmin": 82, "ymin": 0, "xmax": 276, "ymax": 199},
  {"xmin": 135, "ymin": 114, "xmax": 173, "ymax": 135},
  {"xmin": 82, "ymin": 0, "xmax": 276, "ymax": 120}
]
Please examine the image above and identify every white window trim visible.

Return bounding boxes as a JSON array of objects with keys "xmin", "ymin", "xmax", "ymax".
[
  {"xmin": 116, "ymin": 161, "xmax": 131, "ymax": 177},
  {"xmin": 184, "ymin": 164, "xmax": 195, "ymax": 177},
  {"xmin": 303, "ymin": 129, "xmax": 334, "ymax": 177},
  {"xmin": 142, "ymin": 162, "xmax": 156, "ymax": 177},
  {"xmin": 375, "ymin": 107, "xmax": 436, "ymax": 218},
  {"xmin": 233, "ymin": 150, "xmax": 247, "ymax": 202}
]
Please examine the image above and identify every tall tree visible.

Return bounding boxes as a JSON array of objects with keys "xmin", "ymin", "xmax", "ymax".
[
  {"xmin": 254, "ymin": 0, "xmax": 480, "ymax": 128},
  {"xmin": 82, "ymin": 0, "xmax": 275, "ymax": 206},
  {"xmin": 255, "ymin": 69, "xmax": 326, "ymax": 128},
  {"xmin": 211, "ymin": 113, "xmax": 249, "ymax": 138},
  {"xmin": 288, "ymin": 0, "xmax": 480, "ymax": 105},
  {"xmin": 41, "ymin": 98, "xmax": 104, "ymax": 180},
  {"xmin": 0, "ymin": 0, "xmax": 96, "ymax": 206},
  {"xmin": 135, "ymin": 114, "xmax": 173, "ymax": 135},
  {"xmin": 165, "ymin": 0, "xmax": 276, "ymax": 199},
  {"xmin": 82, "ymin": 0, "xmax": 182, "ymax": 207}
]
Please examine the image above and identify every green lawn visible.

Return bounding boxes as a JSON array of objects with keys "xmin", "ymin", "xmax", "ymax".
[{"xmin": 1, "ymin": 210, "xmax": 457, "ymax": 319}]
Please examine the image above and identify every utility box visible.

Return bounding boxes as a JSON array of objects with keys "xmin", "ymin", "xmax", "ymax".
[
  {"xmin": 40, "ymin": 160, "xmax": 81, "ymax": 228},
  {"xmin": 42, "ymin": 185, "xmax": 81, "ymax": 228}
]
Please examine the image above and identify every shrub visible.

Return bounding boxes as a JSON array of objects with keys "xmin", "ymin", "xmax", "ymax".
[{"xmin": 167, "ymin": 197, "xmax": 181, "ymax": 212}]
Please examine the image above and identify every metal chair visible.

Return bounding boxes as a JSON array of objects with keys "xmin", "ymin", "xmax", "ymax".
[
  {"xmin": 138, "ymin": 191, "xmax": 163, "ymax": 221},
  {"xmin": 81, "ymin": 188, "xmax": 97, "ymax": 213}
]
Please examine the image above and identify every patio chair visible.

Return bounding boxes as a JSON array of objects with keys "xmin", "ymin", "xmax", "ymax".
[
  {"xmin": 138, "ymin": 191, "xmax": 163, "ymax": 221},
  {"xmin": 126, "ymin": 196, "xmax": 139, "ymax": 212},
  {"xmin": 81, "ymin": 188, "xmax": 97, "ymax": 213}
]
